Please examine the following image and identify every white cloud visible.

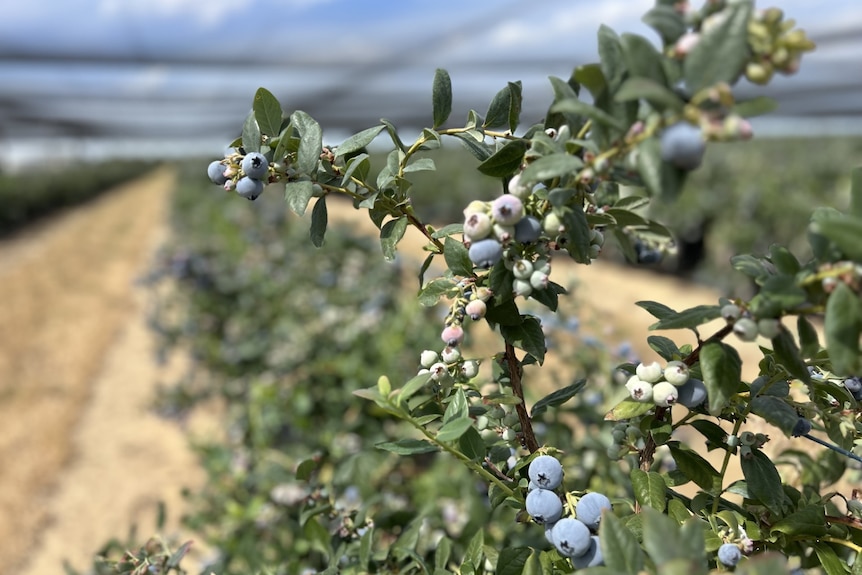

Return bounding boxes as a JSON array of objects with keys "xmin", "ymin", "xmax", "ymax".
[{"xmin": 96, "ymin": 0, "xmax": 337, "ymax": 27}]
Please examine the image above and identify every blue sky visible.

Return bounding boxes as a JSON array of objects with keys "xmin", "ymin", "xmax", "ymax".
[{"xmin": 1, "ymin": 0, "xmax": 861, "ymax": 166}]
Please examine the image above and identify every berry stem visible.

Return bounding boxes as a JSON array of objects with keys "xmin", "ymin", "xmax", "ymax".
[
  {"xmin": 802, "ymin": 433, "xmax": 862, "ymax": 464},
  {"xmin": 505, "ymin": 342, "xmax": 540, "ymax": 453},
  {"xmin": 712, "ymin": 416, "xmax": 746, "ymax": 515}
]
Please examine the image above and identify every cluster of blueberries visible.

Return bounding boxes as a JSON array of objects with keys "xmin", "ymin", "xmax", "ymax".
[
  {"xmin": 624, "ymin": 360, "xmax": 707, "ymax": 409},
  {"xmin": 524, "ymin": 455, "xmax": 608, "ymax": 568},
  {"xmin": 207, "ymin": 152, "xmax": 270, "ymax": 201}
]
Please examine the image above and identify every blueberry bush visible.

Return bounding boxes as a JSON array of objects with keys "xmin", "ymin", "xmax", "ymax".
[{"xmin": 102, "ymin": 1, "xmax": 862, "ymax": 573}]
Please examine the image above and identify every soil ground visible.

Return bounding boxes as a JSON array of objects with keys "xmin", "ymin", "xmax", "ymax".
[{"xmin": 0, "ymin": 170, "xmax": 834, "ymax": 574}]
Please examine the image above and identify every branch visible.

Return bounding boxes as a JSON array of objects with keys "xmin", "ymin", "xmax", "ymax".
[{"xmin": 506, "ymin": 342, "xmax": 540, "ymax": 453}]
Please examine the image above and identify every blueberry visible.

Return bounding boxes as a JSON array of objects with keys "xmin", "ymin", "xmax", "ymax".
[
  {"xmin": 576, "ymin": 492, "xmax": 611, "ymax": 532},
  {"xmin": 468, "ymin": 239, "xmax": 503, "ymax": 269},
  {"xmin": 717, "ymin": 543, "xmax": 742, "ymax": 567},
  {"xmin": 491, "ymin": 195, "xmax": 524, "ymax": 226},
  {"xmin": 636, "ymin": 361, "xmax": 663, "ymax": 383},
  {"xmin": 844, "ymin": 377, "xmax": 862, "ymax": 396},
  {"xmin": 207, "ymin": 160, "xmax": 228, "ymax": 185},
  {"xmin": 660, "ymin": 122, "xmax": 705, "ymax": 171},
  {"xmin": 464, "ymin": 212, "xmax": 493, "ymax": 241},
  {"xmin": 528, "ymin": 455, "xmax": 563, "ymax": 490},
  {"xmin": 514, "ymin": 216, "xmax": 542, "ymax": 244},
  {"xmin": 652, "ymin": 381, "xmax": 679, "ymax": 407},
  {"xmin": 570, "ymin": 535, "xmax": 604, "ymax": 568},
  {"xmin": 550, "ymin": 518, "xmax": 591, "ymax": 558},
  {"xmin": 750, "ymin": 376, "xmax": 789, "ymax": 398},
  {"xmin": 664, "ymin": 361, "xmax": 690, "ymax": 386},
  {"xmin": 236, "ymin": 177, "xmax": 264, "ymax": 200},
  {"xmin": 676, "ymin": 378, "xmax": 707, "ymax": 408},
  {"xmin": 525, "ymin": 488, "xmax": 563, "ymax": 525},
  {"xmin": 241, "ymin": 152, "xmax": 269, "ymax": 180},
  {"xmin": 635, "ymin": 241, "xmax": 662, "ymax": 264},
  {"xmin": 733, "ymin": 317, "xmax": 759, "ymax": 342},
  {"xmin": 791, "ymin": 417, "xmax": 811, "ymax": 437}
]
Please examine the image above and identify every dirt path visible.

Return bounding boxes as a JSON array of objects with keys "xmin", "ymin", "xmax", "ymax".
[{"xmin": 0, "ymin": 169, "xmax": 205, "ymax": 575}]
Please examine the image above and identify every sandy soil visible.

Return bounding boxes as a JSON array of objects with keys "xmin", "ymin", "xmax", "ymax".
[
  {"xmin": 0, "ymin": 169, "xmax": 206, "ymax": 575},
  {"xmin": 0, "ymin": 174, "xmax": 838, "ymax": 574}
]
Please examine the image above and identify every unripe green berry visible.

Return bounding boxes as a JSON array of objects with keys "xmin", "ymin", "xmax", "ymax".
[
  {"xmin": 663, "ymin": 361, "xmax": 690, "ymax": 386},
  {"xmin": 460, "ymin": 360, "xmax": 480, "ymax": 379},
  {"xmin": 512, "ymin": 259, "xmax": 534, "ymax": 280},
  {"xmin": 626, "ymin": 376, "xmax": 654, "ymax": 403},
  {"xmin": 513, "ymin": 278, "xmax": 533, "ymax": 298},
  {"xmin": 733, "ymin": 317, "xmax": 759, "ymax": 342},
  {"xmin": 529, "ymin": 270, "xmax": 549, "ymax": 291},
  {"xmin": 475, "ymin": 415, "xmax": 490, "ymax": 431},
  {"xmin": 757, "ymin": 317, "xmax": 781, "ymax": 339},
  {"xmin": 636, "ymin": 361, "xmax": 663, "ymax": 383},
  {"xmin": 419, "ymin": 350, "xmax": 439, "ymax": 369},
  {"xmin": 721, "ymin": 304, "xmax": 742, "ymax": 321},
  {"xmin": 441, "ymin": 346, "xmax": 461, "ymax": 364},
  {"xmin": 543, "ymin": 212, "xmax": 564, "ymax": 236},
  {"xmin": 534, "ymin": 257, "xmax": 551, "ymax": 275},
  {"xmin": 464, "ymin": 212, "xmax": 493, "ymax": 241},
  {"xmin": 652, "ymin": 381, "xmax": 679, "ymax": 407},
  {"xmin": 429, "ymin": 362, "xmax": 450, "ymax": 382},
  {"xmin": 462, "ymin": 200, "xmax": 488, "ymax": 218},
  {"xmin": 507, "ymin": 173, "xmax": 531, "ymax": 200},
  {"xmin": 493, "ymin": 223, "xmax": 516, "ymax": 243}
]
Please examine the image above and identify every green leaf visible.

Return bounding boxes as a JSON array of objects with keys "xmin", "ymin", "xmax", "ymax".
[
  {"xmin": 768, "ymin": 244, "xmax": 800, "ymax": 275},
  {"xmin": 500, "ymin": 316, "xmax": 546, "ymax": 364},
  {"xmin": 376, "ymin": 439, "xmax": 439, "ymax": 455},
  {"xmin": 444, "ymin": 237, "xmax": 473, "ymax": 277},
  {"xmin": 597, "ymin": 24, "xmax": 626, "ymax": 91},
  {"xmin": 418, "ymin": 278, "xmax": 458, "ymax": 307},
  {"xmin": 825, "ymin": 281, "xmax": 862, "ymax": 375},
  {"xmin": 731, "ymin": 254, "xmax": 769, "ymax": 280},
  {"xmin": 477, "ymin": 139, "xmax": 528, "ymax": 178},
  {"xmin": 642, "ymin": 5, "xmax": 687, "ymax": 45},
  {"xmin": 770, "ymin": 328, "xmax": 810, "ymax": 383},
  {"xmin": 648, "ymin": 335, "xmax": 680, "ymax": 361},
  {"xmin": 295, "ymin": 457, "xmax": 318, "ymax": 481},
  {"xmin": 432, "ymin": 68, "xmax": 452, "ymax": 128},
  {"xmin": 667, "ymin": 442, "xmax": 720, "ymax": 491},
  {"xmin": 463, "ymin": 529, "xmax": 484, "ymax": 571},
  {"xmin": 484, "ymin": 84, "xmax": 513, "ymax": 129},
  {"xmin": 557, "ymin": 204, "xmax": 592, "ymax": 264},
  {"xmin": 403, "ymin": 158, "xmax": 436, "ymax": 173},
  {"xmin": 291, "ymin": 110, "xmax": 322, "ymax": 174},
  {"xmin": 507, "ymin": 81, "xmax": 523, "ymax": 133},
  {"xmin": 813, "ymin": 543, "xmax": 846, "ymax": 575},
  {"xmin": 812, "ymin": 210, "xmax": 862, "ymax": 261},
  {"xmin": 615, "ymin": 77, "xmax": 684, "ymax": 112},
  {"xmin": 309, "ymin": 197, "xmax": 328, "ymax": 247},
  {"xmin": 740, "ymin": 449, "xmax": 785, "ymax": 514},
  {"xmin": 701, "ymin": 342, "xmax": 742, "ymax": 416},
  {"xmin": 341, "ymin": 153, "xmax": 371, "ymax": 185},
  {"xmin": 636, "ymin": 136, "xmax": 687, "ymax": 200},
  {"xmin": 285, "ymin": 179, "xmax": 315, "ymax": 216},
  {"xmin": 520, "ymin": 154, "xmax": 584, "ymax": 184},
  {"xmin": 572, "ymin": 64, "xmax": 607, "ymax": 99},
  {"xmin": 732, "ymin": 96, "xmax": 778, "ymax": 118},
  {"xmin": 631, "ymin": 469, "xmax": 666, "ymax": 511},
  {"xmin": 359, "ymin": 528, "xmax": 374, "ymax": 571},
  {"xmin": 336, "ymin": 125, "xmax": 385, "ymax": 158},
  {"xmin": 380, "ymin": 216, "xmax": 408, "ymax": 261},
  {"xmin": 443, "ymin": 388, "xmax": 469, "ymax": 423},
  {"xmin": 489, "ymin": 261, "xmax": 515, "ymax": 305},
  {"xmin": 436, "ymin": 417, "xmax": 474, "ymax": 442},
  {"xmin": 683, "ymin": 1, "xmax": 753, "ymax": 92},
  {"xmin": 398, "ymin": 372, "xmax": 432, "ymax": 404},
  {"xmin": 620, "ymin": 33, "xmax": 667, "ymax": 86},
  {"xmin": 851, "ymin": 166, "xmax": 862, "ymax": 218},
  {"xmin": 241, "ymin": 110, "xmax": 261, "ymax": 153},
  {"xmin": 648, "ymin": 305, "xmax": 722, "ymax": 331},
  {"xmin": 253, "ymin": 87, "xmax": 283, "ymax": 137},
  {"xmin": 797, "ymin": 315, "xmax": 820, "ymax": 359},
  {"xmin": 600, "ymin": 512, "xmax": 644, "ymax": 573},
  {"xmin": 637, "ymin": 300, "xmax": 677, "ymax": 320},
  {"xmin": 550, "ymin": 99, "xmax": 626, "ymax": 131},
  {"xmin": 642, "ymin": 507, "xmax": 679, "ymax": 564},
  {"xmin": 605, "ymin": 397, "xmax": 654, "ymax": 421},
  {"xmin": 689, "ymin": 420, "xmax": 729, "ymax": 451},
  {"xmin": 435, "ymin": 537, "xmax": 452, "ymax": 571},
  {"xmin": 531, "ymin": 379, "xmax": 586, "ymax": 416},
  {"xmin": 453, "ymin": 133, "xmax": 492, "ymax": 162},
  {"xmin": 496, "ymin": 547, "xmax": 531, "ymax": 575},
  {"xmin": 770, "ymin": 504, "xmax": 828, "ymax": 537},
  {"xmin": 458, "ymin": 427, "xmax": 486, "ymax": 462},
  {"xmin": 484, "ymin": 298, "xmax": 522, "ymax": 326}
]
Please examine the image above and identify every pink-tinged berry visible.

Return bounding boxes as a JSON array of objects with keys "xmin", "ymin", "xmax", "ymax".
[
  {"xmin": 493, "ymin": 223, "xmax": 515, "ymax": 244},
  {"xmin": 673, "ymin": 32, "xmax": 700, "ymax": 57},
  {"xmin": 491, "ymin": 195, "xmax": 524, "ymax": 226},
  {"xmin": 465, "ymin": 299, "xmax": 487, "ymax": 320},
  {"xmin": 530, "ymin": 270, "xmax": 549, "ymax": 291},
  {"xmin": 464, "ymin": 212, "xmax": 492, "ymax": 241},
  {"xmin": 441, "ymin": 325, "xmax": 465, "ymax": 347}
]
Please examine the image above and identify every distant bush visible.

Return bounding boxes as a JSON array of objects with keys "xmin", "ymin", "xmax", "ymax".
[{"xmin": 0, "ymin": 160, "xmax": 154, "ymax": 235}]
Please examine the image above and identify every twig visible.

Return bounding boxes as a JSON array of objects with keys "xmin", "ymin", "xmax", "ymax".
[{"xmin": 505, "ymin": 342, "xmax": 540, "ymax": 453}]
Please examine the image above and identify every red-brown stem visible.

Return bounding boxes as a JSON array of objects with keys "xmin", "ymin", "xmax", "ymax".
[{"xmin": 506, "ymin": 342, "xmax": 540, "ymax": 453}]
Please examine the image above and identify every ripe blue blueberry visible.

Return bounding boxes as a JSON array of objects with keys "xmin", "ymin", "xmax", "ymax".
[
  {"xmin": 207, "ymin": 160, "xmax": 228, "ymax": 184},
  {"xmin": 791, "ymin": 417, "xmax": 811, "ymax": 437},
  {"xmin": 550, "ymin": 518, "xmax": 591, "ymax": 558},
  {"xmin": 676, "ymin": 378, "xmax": 708, "ymax": 408},
  {"xmin": 576, "ymin": 492, "xmax": 611, "ymax": 532},
  {"xmin": 528, "ymin": 455, "xmax": 563, "ymax": 490},
  {"xmin": 525, "ymin": 488, "xmax": 563, "ymax": 525},
  {"xmin": 468, "ymin": 239, "xmax": 503, "ymax": 269},
  {"xmin": 571, "ymin": 536, "xmax": 604, "ymax": 568},
  {"xmin": 844, "ymin": 377, "xmax": 862, "ymax": 401},
  {"xmin": 491, "ymin": 195, "xmax": 524, "ymax": 226},
  {"xmin": 236, "ymin": 177, "xmax": 264, "ymax": 200},
  {"xmin": 660, "ymin": 122, "xmax": 705, "ymax": 171},
  {"xmin": 241, "ymin": 152, "xmax": 269, "ymax": 180},
  {"xmin": 514, "ymin": 216, "xmax": 542, "ymax": 244},
  {"xmin": 717, "ymin": 543, "xmax": 742, "ymax": 567}
]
